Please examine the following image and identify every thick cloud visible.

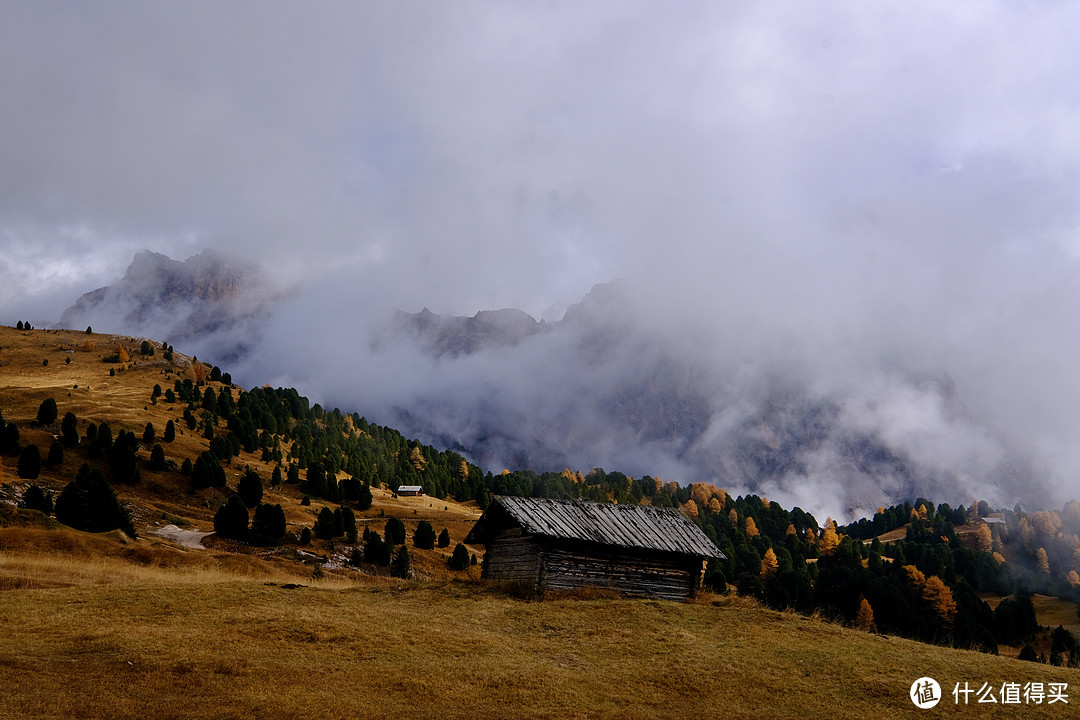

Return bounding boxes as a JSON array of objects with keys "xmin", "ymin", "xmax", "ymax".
[{"xmin": 5, "ymin": 2, "xmax": 1080, "ymax": 513}]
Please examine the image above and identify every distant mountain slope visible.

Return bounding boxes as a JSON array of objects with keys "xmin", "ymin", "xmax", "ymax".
[
  {"xmin": 383, "ymin": 281, "xmax": 1032, "ymax": 516},
  {"xmin": 57, "ymin": 249, "xmax": 274, "ymax": 364}
]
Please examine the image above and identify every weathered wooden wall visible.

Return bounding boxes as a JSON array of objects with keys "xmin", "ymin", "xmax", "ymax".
[
  {"xmin": 540, "ymin": 543, "xmax": 699, "ymax": 602},
  {"xmin": 482, "ymin": 527, "xmax": 543, "ymax": 589},
  {"xmin": 482, "ymin": 527, "xmax": 702, "ymax": 601}
]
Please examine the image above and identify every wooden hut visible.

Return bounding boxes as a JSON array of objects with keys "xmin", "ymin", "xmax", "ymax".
[
  {"xmin": 396, "ymin": 485, "xmax": 424, "ymax": 497},
  {"xmin": 465, "ymin": 496, "xmax": 726, "ymax": 602}
]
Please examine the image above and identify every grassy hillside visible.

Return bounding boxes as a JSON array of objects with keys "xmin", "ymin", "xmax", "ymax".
[{"xmin": 2, "ymin": 325, "xmax": 1079, "ymax": 717}]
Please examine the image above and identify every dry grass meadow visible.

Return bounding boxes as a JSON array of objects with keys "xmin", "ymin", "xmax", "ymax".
[{"xmin": 2, "ymin": 325, "xmax": 1079, "ymax": 718}]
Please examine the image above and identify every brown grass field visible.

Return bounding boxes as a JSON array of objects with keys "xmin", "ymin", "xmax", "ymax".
[{"xmin": 2, "ymin": 325, "xmax": 1080, "ymax": 718}]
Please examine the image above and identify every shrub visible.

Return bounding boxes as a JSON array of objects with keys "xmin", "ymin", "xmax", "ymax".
[
  {"xmin": 55, "ymin": 464, "xmax": 136, "ymax": 537},
  {"xmin": 140, "ymin": 340, "xmax": 154, "ymax": 356},
  {"xmin": 20, "ymin": 484, "xmax": 53, "ymax": 515},
  {"xmin": 36, "ymin": 398, "xmax": 58, "ymax": 426}
]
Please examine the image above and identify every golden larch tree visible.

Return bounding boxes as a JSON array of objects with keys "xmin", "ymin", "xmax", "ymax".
[
  {"xmin": 975, "ymin": 523, "xmax": 993, "ymax": 554},
  {"xmin": 786, "ymin": 523, "xmax": 797, "ymax": 537},
  {"xmin": 744, "ymin": 516, "xmax": 759, "ymax": 538},
  {"xmin": 459, "ymin": 460, "xmax": 469, "ymax": 480},
  {"xmin": 728, "ymin": 508, "xmax": 739, "ymax": 526},
  {"xmin": 1036, "ymin": 547, "xmax": 1050, "ymax": 575},
  {"xmin": 819, "ymin": 520, "xmax": 840, "ymax": 556},
  {"xmin": 708, "ymin": 496, "xmax": 722, "ymax": 514},
  {"xmin": 1067, "ymin": 570, "xmax": 1080, "ymax": 588},
  {"xmin": 856, "ymin": 596, "xmax": 876, "ymax": 632},
  {"xmin": 682, "ymin": 499, "xmax": 699, "ymax": 521},
  {"xmin": 760, "ymin": 547, "xmax": 779, "ymax": 579},
  {"xmin": 922, "ymin": 576, "xmax": 957, "ymax": 627}
]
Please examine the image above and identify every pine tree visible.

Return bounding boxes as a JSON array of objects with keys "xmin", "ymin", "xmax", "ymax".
[
  {"xmin": 214, "ymin": 496, "xmax": 249, "ymax": 540},
  {"xmin": 437, "ymin": 528, "xmax": 451, "ymax": 548},
  {"xmin": 385, "ymin": 516, "xmax": 406, "ymax": 545},
  {"xmin": 143, "ymin": 422, "xmax": 155, "ymax": 445},
  {"xmin": 391, "ymin": 545, "xmax": 411, "ymax": 579},
  {"xmin": 61, "ymin": 412, "xmax": 79, "ymax": 448},
  {"xmin": 237, "ymin": 469, "xmax": 263, "ymax": 508},
  {"xmin": 449, "ymin": 542, "xmax": 470, "ymax": 570},
  {"xmin": 251, "ymin": 504, "xmax": 287, "ymax": 545},
  {"xmin": 314, "ymin": 507, "xmax": 338, "ymax": 539},
  {"xmin": 149, "ymin": 444, "xmax": 167, "ymax": 471},
  {"xmin": 55, "ymin": 464, "xmax": 136, "ymax": 537},
  {"xmin": 19, "ymin": 484, "xmax": 53, "ymax": 515},
  {"xmin": 163, "ymin": 419, "xmax": 175, "ymax": 443},
  {"xmin": 17, "ymin": 444, "xmax": 40, "ymax": 479},
  {"xmin": 414, "ymin": 520, "xmax": 436, "ymax": 550},
  {"xmin": 46, "ymin": 440, "xmax": 64, "ymax": 466}
]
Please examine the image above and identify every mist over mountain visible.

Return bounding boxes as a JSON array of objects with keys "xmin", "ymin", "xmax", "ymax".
[
  {"xmin": 57, "ymin": 249, "xmax": 282, "ymax": 364},
  {"xmin": 51, "ymin": 250, "xmax": 1041, "ymax": 521}
]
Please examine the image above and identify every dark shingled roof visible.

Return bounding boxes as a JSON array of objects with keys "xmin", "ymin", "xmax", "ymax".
[{"xmin": 468, "ymin": 496, "xmax": 726, "ymax": 559}]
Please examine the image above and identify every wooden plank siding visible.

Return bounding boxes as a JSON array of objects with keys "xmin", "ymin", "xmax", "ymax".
[{"xmin": 468, "ymin": 497, "xmax": 725, "ymax": 602}]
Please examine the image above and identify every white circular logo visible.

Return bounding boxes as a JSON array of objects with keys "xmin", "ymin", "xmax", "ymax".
[{"xmin": 910, "ymin": 677, "xmax": 941, "ymax": 709}]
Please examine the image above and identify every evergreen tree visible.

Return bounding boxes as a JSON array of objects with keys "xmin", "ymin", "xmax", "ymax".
[
  {"xmin": 391, "ymin": 545, "xmax": 411, "ymax": 579},
  {"xmin": 107, "ymin": 430, "xmax": 141, "ymax": 485},
  {"xmin": 17, "ymin": 444, "xmax": 40, "ymax": 479},
  {"xmin": 46, "ymin": 440, "xmax": 64, "ymax": 466},
  {"xmin": 55, "ymin": 464, "xmax": 136, "ymax": 537},
  {"xmin": 36, "ymin": 398, "xmax": 58, "ymax": 426},
  {"xmin": 449, "ymin": 543, "xmax": 470, "ymax": 571},
  {"xmin": 363, "ymin": 528, "xmax": 391, "ymax": 565},
  {"xmin": 237, "ymin": 469, "xmax": 263, "ymax": 508},
  {"xmin": 437, "ymin": 528, "xmax": 451, "ymax": 548},
  {"xmin": 271, "ymin": 466, "xmax": 283, "ymax": 487},
  {"xmin": 357, "ymin": 480, "xmax": 373, "ymax": 511},
  {"xmin": 143, "ymin": 422, "xmax": 155, "ymax": 445},
  {"xmin": 251, "ymin": 503, "xmax": 287, "ymax": 545},
  {"xmin": 385, "ymin": 516, "xmax": 406, "ymax": 545},
  {"xmin": 60, "ymin": 412, "xmax": 79, "ymax": 448},
  {"xmin": 149, "ymin": 444, "xmax": 167, "ymax": 471},
  {"xmin": 19, "ymin": 484, "xmax": 53, "ymax": 514},
  {"xmin": 192, "ymin": 451, "xmax": 226, "ymax": 489},
  {"xmin": 214, "ymin": 496, "xmax": 249, "ymax": 540},
  {"xmin": 413, "ymin": 520, "xmax": 436, "ymax": 550},
  {"xmin": 314, "ymin": 507, "xmax": 338, "ymax": 539},
  {"xmin": 163, "ymin": 419, "xmax": 175, "ymax": 443}
]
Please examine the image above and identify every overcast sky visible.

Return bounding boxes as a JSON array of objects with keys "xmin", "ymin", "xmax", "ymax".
[{"xmin": 5, "ymin": 2, "xmax": 1080, "ymax": 499}]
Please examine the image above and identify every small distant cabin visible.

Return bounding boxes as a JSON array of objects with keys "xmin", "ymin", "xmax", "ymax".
[
  {"xmin": 396, "ymin": 485, "xmax": 424, "ymax": 497},
  {"xmin": 465, "ymin": 496, "xmax": 726, "ymax": 602}
]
